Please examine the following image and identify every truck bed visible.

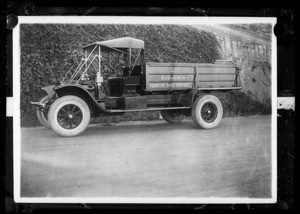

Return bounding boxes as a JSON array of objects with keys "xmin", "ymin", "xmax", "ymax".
[{"xmin": 145, "ymin": 60, "xmax": 241, "ymax": 91}]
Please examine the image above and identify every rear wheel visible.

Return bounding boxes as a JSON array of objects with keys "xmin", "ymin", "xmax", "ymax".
[
  {"xmin": 48, "ymin": 95, "xmax": 90, "ymax": 137},
  {"xmin": 161, "ymin": 110, "xmax": 184, "ymax": 123},
  {"xmin": 192, "ymin": 94, "xmax": 223, "ymax": 129},
  {"xmin": 36, "ymin": 96, "xmax": 52, "ymax": 128}
]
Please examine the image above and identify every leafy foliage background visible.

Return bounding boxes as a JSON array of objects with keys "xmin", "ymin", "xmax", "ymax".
[{"xmin": 20, "ymin": 24, "xmax": 270, "ymax": 126}]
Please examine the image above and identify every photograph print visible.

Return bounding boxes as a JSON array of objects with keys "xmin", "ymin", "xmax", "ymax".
[{"xmin": 13, "ymin": 16, "xmax": 277, "ymax": 203}]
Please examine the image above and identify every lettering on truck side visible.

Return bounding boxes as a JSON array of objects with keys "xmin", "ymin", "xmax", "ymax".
[
  {"xmin": 161, "ymin": 75, "xmax": 186, "ymax": 81},
  {"xmin": 149, "ymin": 82, "xmax": 192, "ymax": 88}
]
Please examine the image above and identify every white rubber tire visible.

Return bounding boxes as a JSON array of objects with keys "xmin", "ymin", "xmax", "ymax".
[
  {"xmin": 48, "ymin": 95, "xmax": 90, "ymax": 137},
  {"xmin": 192, "ymin": 94, "xmax": 223, "ymax": 129},
  {"xmin": 36, "ymin": 96, "xmax": 51, "ymax": 129},
  {"xmin": 161, "ymin": 110, "xmax": 184, "ymax": 123}
]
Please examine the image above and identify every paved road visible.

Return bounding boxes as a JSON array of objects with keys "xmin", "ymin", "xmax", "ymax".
[{"xmin": 20, "ymin": 115, "xmax": 272, "ymax": 200}]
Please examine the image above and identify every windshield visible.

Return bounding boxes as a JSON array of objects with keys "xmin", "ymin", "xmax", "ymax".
[{"xmin": 62, "ymin": 43, "xmax": 144, "ymax": 84}]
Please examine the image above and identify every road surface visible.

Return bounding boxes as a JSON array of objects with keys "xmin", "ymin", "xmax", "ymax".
[{"xmin": 20, "ymin": 115, "xmax": 273, "ymax": 200}]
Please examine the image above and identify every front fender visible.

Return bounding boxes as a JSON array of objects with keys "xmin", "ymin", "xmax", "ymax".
[{"xmin": 53, "ymin": 84, "xmax": 109, "ymax": 114}]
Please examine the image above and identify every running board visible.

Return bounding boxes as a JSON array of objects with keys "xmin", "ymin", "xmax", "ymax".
[
  {"xmin": 107, "ymin": 106, "xmax": 191, "ymax": 113},
  {"xmin": 199, "ymin": 87, "xmax": 243, "ymax": 90}
]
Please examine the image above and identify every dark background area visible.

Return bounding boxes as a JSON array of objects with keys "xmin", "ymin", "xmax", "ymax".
[{"xmin": 2, "ymin": 2, "xmax": 297, "ymax": 213}]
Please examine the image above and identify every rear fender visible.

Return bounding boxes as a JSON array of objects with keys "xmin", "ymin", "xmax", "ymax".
[
  {"xmin": 54, "ymin": 85, "xmax": 109, "ymax": 114},
  {"xmin": 179, "ymin": 89, "xmax": 199, "ymax": 107}
]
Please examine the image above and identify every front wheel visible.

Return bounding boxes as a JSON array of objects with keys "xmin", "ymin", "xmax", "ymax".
[
  {"xmin": 192, "ymin": 94, "xmax": 223, "ymax": 129},
  {"xmin": 48, "ymin": 95, "xmax": 90, "ymax": 137},
  {"xmin": 161, "ymin": 110, "xmax": 184, "ymax": 123}
]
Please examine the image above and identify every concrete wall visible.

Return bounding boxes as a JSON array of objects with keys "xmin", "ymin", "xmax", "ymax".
[
  {"xmin": 195, "ymin": 25, "xmax": 272, "ymax": 106},
  {"xmin": 195, "ymin": 25, "xmax": 271, "ymax": 63}
]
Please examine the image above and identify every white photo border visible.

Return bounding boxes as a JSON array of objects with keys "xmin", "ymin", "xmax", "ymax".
[{"xmin": 13, "ymin": 16, "xmax": 277, "ymax": 204}]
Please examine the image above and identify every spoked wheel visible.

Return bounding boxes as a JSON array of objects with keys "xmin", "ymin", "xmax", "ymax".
[
  {"xmin": 161, "ymin": 109, "xmax": 184, "ymax": 123},
  {"xmin": 192, "ymin": 94, "xmax": 223, "ymax": 129},
  {"xmin": 200, "ymin": 102, "xmax": 218, "ymax": 123},
  {"xmin": 56, "ymin": 104, "xmax": 83, "ymax": 130},
  {"xmin": 36, "ymin": 96, "xmax": 53, "ymax": 128},
  {"xmin": 48, "ymin": 95, "xmax": 90, "ymax": 137}
]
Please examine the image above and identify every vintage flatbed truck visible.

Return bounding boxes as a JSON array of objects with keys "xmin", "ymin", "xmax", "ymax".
[{"xmin": 31, "ymin": 37, "xmax": 242, "ymax": 137}]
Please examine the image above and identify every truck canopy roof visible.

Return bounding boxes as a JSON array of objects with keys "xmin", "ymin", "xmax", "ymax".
[{"xmin": 83, "ymin": 37, "xmax": 144, "ymax": 53}]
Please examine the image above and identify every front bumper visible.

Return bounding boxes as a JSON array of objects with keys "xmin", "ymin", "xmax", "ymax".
[{"xmin": 30, "ymin": 101, "xmax": 46, "ymax": 108}]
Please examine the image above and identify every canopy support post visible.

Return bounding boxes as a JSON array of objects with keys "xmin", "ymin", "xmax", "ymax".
[
  {"xmin": 98, "ymin": 45, "xmax": 101, "ymax": 76},
  {"xmin": 96, "ymin": 45, "xmax": 104, "ymax": 99},
  {"xmin": 129, "ymin": 48, "xmax": 131, "ymax": 68}
]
